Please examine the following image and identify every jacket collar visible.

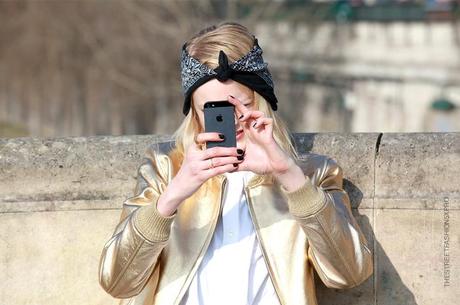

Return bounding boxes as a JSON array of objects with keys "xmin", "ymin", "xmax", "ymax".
[{"xmin": 214, "ymin": 171, "xmax": 274, "ymax": 188}]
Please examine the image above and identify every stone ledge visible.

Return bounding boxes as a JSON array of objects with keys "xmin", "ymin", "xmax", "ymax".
[{"xmin": 1, "ymin": 132, "xmax": 458, "ymax": 212}]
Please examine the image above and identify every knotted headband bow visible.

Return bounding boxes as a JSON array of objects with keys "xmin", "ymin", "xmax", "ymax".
[{"xmin": 180, "ymin": 37, "xmax": 278, "ymax": 115}]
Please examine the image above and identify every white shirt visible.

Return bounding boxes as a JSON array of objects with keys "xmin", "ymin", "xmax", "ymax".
[{"xmin": 179, "ymin": 170, "xmax": 281, "ymax": 305}]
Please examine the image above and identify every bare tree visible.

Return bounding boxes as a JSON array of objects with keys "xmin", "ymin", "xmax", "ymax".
[{"xmin": 0, "ymin": 0, "xmax": 326, "ymax": 137}]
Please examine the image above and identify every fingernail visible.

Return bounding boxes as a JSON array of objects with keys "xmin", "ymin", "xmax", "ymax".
[
  {"xmin": 237, "ymin": 155, "xmax": 244, "ymax": 161},
  {"xmin": 219, "ymin": 134, "xmax": 225, "ymax": 139},
  {"xmin": 237, "ymin": 149, "xmax": 244, "ymax": 155},
  {"xmin": 252, "ymin": 121, "xmax": 257, "ymax": 128},
  {"xmin": 233, "ymin": 163, "xmax": 238, "ymax": 167},
  {"xmin": 239, "ymin": 114, "xmax": 244, "ymax": 120}
]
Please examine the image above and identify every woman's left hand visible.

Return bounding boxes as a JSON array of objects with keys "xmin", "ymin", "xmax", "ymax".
[{"xmin": 227, "ymin": 95, "xmax": 295, "ymax": 177}]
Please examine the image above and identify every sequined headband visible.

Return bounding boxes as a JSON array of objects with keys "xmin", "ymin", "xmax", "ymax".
[{"xmin": 180, "ymin": 36, "xmax": 278, "ymax": 115}]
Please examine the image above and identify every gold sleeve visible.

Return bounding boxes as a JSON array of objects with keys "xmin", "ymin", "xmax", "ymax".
[
  {"xmin": 98, "ymin": 147, "xmax": 176, "ymax": 298},
  {"xmin": 280, "ymin": 156, "xmax": 373, "ymax": 289}
]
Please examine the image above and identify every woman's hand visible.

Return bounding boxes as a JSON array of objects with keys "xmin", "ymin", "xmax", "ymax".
[
  {"xmin": 227, "ymin": 95, "xmax": 295, "ymax": 176},
  {"xmin": 156, "ymin": 132, "xmax": 244, "ymax": 216}
]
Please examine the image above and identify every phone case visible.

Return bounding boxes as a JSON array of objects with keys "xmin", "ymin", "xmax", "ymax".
[{"xmin": 204, "ymin": 101, "xmax": 236, "ymax": 148}]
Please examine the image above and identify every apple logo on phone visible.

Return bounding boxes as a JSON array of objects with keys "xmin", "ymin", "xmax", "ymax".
[{"xmin": 216, "ymin": 114, "xmax": 223, "ymax": 122}]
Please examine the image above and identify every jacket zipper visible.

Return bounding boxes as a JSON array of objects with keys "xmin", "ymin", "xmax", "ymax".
[
  {"xmin": 244, "ymin": 186, "xmax": 286, "ymax": 305},
  {"xmin": 174, "ymin": 177, "xmax": 227, "ymax": 305}
]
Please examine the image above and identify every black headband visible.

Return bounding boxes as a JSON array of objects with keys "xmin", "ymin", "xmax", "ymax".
[{"xmin": 180, "ymin": 37, "xmax": 278, "ymax": 115}]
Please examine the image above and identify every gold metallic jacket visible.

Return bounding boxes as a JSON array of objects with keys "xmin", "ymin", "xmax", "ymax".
[{"xmin": 98, "ymin": 144, "xmax": 373, "ymax": 305}]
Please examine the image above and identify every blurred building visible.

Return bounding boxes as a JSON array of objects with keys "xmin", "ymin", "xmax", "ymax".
[
  {"xmin": 255, "ymin": 0, "xmax": 460, "ymax": 132},
  {"xmin": 0, "ymin": 0, "xmax": 459, "ymax": 137}
]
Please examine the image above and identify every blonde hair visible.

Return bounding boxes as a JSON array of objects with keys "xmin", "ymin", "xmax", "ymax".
[{"xmin": 173, "ymin": 22, "xmax": 299, "ymax": 162}]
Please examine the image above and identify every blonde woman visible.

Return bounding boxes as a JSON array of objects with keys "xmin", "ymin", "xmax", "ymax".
[{"xmin": 98, "ymin": 22, "xmax": 373, "ymax": 305}]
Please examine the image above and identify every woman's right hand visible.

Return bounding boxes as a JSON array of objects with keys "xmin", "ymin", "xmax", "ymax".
[{"xmin": 156, "ymin": 132, "xmax": 244, "ymax": 216}]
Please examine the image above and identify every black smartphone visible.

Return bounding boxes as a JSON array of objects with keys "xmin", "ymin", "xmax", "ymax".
[{"xmin": 204, "ymin": 101, "xmax": 236, "ymax": 148}]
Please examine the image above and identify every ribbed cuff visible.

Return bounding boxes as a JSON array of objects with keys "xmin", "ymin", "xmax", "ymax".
[
  {"xmin": 133, "ymin": 202, "xmax": 176, "ymax": 242},
  {"xmin": 280, "ymin": 176, "xmax": 327, "ymax": 218}
]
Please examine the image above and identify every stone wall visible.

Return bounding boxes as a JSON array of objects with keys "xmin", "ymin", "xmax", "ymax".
[{"xmin": 0, "ymin": 133, "xmax": 458, "ymax": 305}]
